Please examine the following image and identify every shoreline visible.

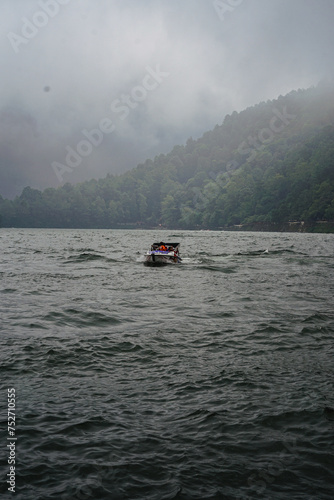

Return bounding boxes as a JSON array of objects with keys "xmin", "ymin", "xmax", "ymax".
[{"xmin": 1, "ymin": 221, "xmax": 334, "ymax": 233}]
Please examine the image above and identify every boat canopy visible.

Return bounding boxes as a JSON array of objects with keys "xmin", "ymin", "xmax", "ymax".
[{"xmin": 151, "ymin": 242, "xmax": 180, "ymax": 249}]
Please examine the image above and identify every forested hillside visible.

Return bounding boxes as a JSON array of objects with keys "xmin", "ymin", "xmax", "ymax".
[{"xmin": 1, "ymin": 82, "xmax": 334, "ymax": 231}]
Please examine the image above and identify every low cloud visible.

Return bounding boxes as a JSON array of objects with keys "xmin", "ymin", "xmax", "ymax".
[{"xmin": 1, "ymin": 0, "xmax": 333, "ymax": 197}]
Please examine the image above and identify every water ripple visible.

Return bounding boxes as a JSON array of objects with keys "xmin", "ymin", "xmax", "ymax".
[{"xmin": 0, "ymin": 229, "xmax": 333, "ymax": 500}]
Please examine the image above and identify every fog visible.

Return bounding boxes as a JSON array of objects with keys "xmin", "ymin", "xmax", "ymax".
[{"xmin": 1, "ymin": 0, "xmax": 333, "ymax": 198}]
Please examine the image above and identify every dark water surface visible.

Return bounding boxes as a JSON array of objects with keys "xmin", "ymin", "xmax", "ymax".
[{"xmin": 0, "ymin": 229, "xmax": 333, "ymax": 499}]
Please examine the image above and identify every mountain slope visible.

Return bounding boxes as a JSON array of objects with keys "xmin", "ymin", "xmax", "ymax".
[{"xmin": 1, "ymin": 82, "xmax": 334, "ymax": 231}]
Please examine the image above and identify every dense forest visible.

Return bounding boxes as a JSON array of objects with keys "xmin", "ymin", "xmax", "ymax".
[{"xmin": 1, "ymin": 82, "xmax": 334, "ymax": 231}]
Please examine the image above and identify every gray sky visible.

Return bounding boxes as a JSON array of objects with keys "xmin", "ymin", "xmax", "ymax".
[{"xmin": 1, "ymin": 0, "xmax": 333, "ymax": 198}]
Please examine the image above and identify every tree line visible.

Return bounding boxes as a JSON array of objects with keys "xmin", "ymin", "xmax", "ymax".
[{"xmin": 1, "ymin": 82, "xmax": 334, "ymax": 230}]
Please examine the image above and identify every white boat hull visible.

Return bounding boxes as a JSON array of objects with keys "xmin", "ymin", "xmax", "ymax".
[{"xmin": 144, "ymin": 251, "xmax": 181, "ymax": 265}]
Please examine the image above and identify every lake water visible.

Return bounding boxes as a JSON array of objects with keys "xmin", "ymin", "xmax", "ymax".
[{"xmin": 0, "ymin": 229, "xmax": 333, "ymax": 500}]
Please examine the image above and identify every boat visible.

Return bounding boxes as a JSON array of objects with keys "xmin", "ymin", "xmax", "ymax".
[{"xmin": 144, "ymin": 242, "xmax": 181, "ymax": 266}]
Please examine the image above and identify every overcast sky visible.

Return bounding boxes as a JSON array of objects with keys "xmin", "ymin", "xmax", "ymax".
[{"xmin": 1, "ymin": 0, "xmax": 333, "ymax": 198}]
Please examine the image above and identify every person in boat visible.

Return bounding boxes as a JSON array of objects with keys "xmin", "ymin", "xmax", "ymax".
[{"xmin": 159, "ymin": 242, "xmax": 167, "ymax": 251}]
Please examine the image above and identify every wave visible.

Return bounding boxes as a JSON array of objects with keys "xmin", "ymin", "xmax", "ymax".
[
  {"xmin": 198, "ymin": 264, "xmax": 237, "ymax": 273},
  {"xmin": 43, "ymin": 308, "xmax": 123, "ymax": 327},
  {"xmin": 64, "ymin": 252, "xmax": 117, "ymax": 264}
]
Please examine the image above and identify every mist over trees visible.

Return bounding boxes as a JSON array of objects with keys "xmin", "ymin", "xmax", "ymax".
[{"xmin": 1, "ymin": 83, "xmax": 334, "ymax": 231}]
